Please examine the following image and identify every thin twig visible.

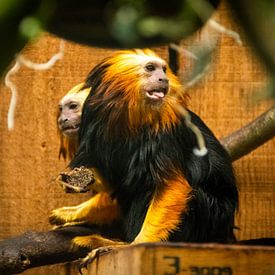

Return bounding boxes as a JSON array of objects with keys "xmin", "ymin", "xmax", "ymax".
[
  {"xmin": 4, "ymin": 61, "xmax": 21, "ymax": 130},
  {"xmin": 169, "ymin": 43, "xmax": 198, "ymax": 60},
  {"xmin": 168, "ymin": 44, "xmax": 209, "ymax": 156},
  {"xmin": 209, "ymin": 19, "xmax": 242, "ymax": 45},
  {"xmin": 3, "ymin": 40, "xmax": 65, "ymax": 130},
  {"xmin": 186, "ymin": 0, "xmax": 214, "ymax": 23},
  {"xmin": 185, "ymin": 62, "xmax": 211, "ymax": 88},
  {"xmin": 175, "ymin": 103, "xmax": 208, "ymax": 157},
  {"xmin": 186, "ymin": 0, "xmax": 242, "ymax": 46},
  {"xmin": 16, "ymin": 41, "xmax": 65, "ymax": 70}
]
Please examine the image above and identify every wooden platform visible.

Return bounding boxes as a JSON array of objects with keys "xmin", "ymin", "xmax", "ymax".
[{"xmin": 85, "ymin": 243, "xmax": 275, "ymax": 275}]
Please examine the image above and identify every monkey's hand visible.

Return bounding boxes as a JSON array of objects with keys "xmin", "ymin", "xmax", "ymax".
[
  {"xmin": 58, "ymin": 167, "xmax": 96, "ymax": 193},
  {"xmin": 49, "ymin": 193, "xmax": 120, "ymax": 227},
  {"xmin": 49, "ymin": 205, "xmax": 87, "ymax": 226},
  {"xmin": 57, "ymin": 167, "xmax": 111, "ymax": 194}
]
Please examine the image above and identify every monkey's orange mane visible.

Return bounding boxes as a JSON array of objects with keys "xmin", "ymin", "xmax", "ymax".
[
  {"xmin": 87, "ymin": 49, "xmax": 188, "ymax": 136},
  {"xmin": 59, "ymin": 135, "xmax": 78, "ymax": 160}
]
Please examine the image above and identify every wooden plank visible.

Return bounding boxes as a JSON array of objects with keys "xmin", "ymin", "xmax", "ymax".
[{"xmin": 87, "ymin": 243, "xmax": 275, "ymax": 275}]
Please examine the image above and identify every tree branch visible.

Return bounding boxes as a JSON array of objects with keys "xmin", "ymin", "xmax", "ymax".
[
  {"xmin": 0, "ymin": 226, "xmax": 98, "ymax": 274},
  {"xmin": 221, "ymin": 105, "xmax": 275, "ymax": 161}
]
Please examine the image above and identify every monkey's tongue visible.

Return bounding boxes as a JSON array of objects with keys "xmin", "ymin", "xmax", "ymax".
[{"xmin": 146, "ymin": 91, "xmax": 165, "ymax": 99}]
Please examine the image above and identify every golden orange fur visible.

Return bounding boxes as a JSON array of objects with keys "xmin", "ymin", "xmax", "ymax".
[
  {"xmin": 134, "ymin": 172, "xmax": 192, "ymax": 242},
  {"xmin": 88, "ymin": 49, "xmax": 188, "ymax": 136}
]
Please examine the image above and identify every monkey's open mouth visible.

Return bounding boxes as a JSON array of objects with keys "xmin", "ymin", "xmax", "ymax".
[{"xmin": 146, "ymin": 88, "xmax": 168, "ymax": 100}]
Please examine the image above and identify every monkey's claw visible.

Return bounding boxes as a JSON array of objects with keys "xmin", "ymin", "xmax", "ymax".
[{"xmin": 79, "ymin": 246, "xmax": 114, "ymax": 274}]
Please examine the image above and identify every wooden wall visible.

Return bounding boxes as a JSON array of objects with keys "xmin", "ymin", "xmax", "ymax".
[
  {"xmin": 181, "ymin": 4, "xmax": 275, "ymax": 240},
  {"xmin": 0, "ymin": 2, "xmax": 274, "ymax": 274}
]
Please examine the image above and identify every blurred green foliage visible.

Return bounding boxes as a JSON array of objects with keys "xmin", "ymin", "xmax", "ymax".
[
  {"xmin": 0, "ymin": 0, "xmax": 55, "ymax": 76},
  {"xmin": 0, "ymin": 0, "xmax": 219, "ymax": 76},
  {"xmin": 0, "ymin": 0, "xmax": 274, "ymax": 100}
]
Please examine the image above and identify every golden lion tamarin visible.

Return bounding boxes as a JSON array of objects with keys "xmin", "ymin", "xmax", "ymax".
[
  {"xmin": 57, "ymin": 83, "xmax": 90, "ymax": 160},
  {"xmin": 50, "ymin": 49, "xmax": 238, "ymax": 265}
]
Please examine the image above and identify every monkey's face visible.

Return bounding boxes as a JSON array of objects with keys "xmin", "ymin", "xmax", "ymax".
[
  {"xmin": 58, "ymin": 92, "xmax": 86, "ymax": 138},
  {"xmin": 142, "ymin": 59, "xmax": 169, "ymax": 106},
  {"xmin": 99, "ymin": 50, "xmax": 178, "ymax": 109}
]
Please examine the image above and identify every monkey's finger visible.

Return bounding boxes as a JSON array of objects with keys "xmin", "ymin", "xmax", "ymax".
[
  {"xmin": 59, "ymin": 180, "xmax": 91, "ymax": 193},
  {"xmin": 51, "ymin": 221, "xmax": 87, "ymax": 230},
  {"xmin": 78, "ymin": 246, "xmax": 114, "ymax": 273}
]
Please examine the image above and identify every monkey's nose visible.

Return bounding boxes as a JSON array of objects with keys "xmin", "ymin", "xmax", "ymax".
[{"xmin": 158, "ymin": 78, "xmax": 169, "ymax": 84}]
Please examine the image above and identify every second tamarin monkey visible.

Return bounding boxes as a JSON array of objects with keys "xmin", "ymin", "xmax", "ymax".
[
  {"xmin": 57, "ymin": 83, "xmax": 90, "ymax": 160},
  {"xmin": 50, "ymin": 49, "xmax": 238, "ymax": 256}
]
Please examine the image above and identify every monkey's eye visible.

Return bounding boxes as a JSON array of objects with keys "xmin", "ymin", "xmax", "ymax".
[
  {"xmin": 163, "ymin": 66, "xmax": 167, "ymax": 73},
  {"xmin": 58, "ymin": 106, "xmax": 62, "ymax": 112},
  {"xmin": 69, "ymin": 103, "xmax": 79, "ymax": 110},
  {"xmin": 145, "ymin": 64, "xmax": 155, "ymax": 72}
]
